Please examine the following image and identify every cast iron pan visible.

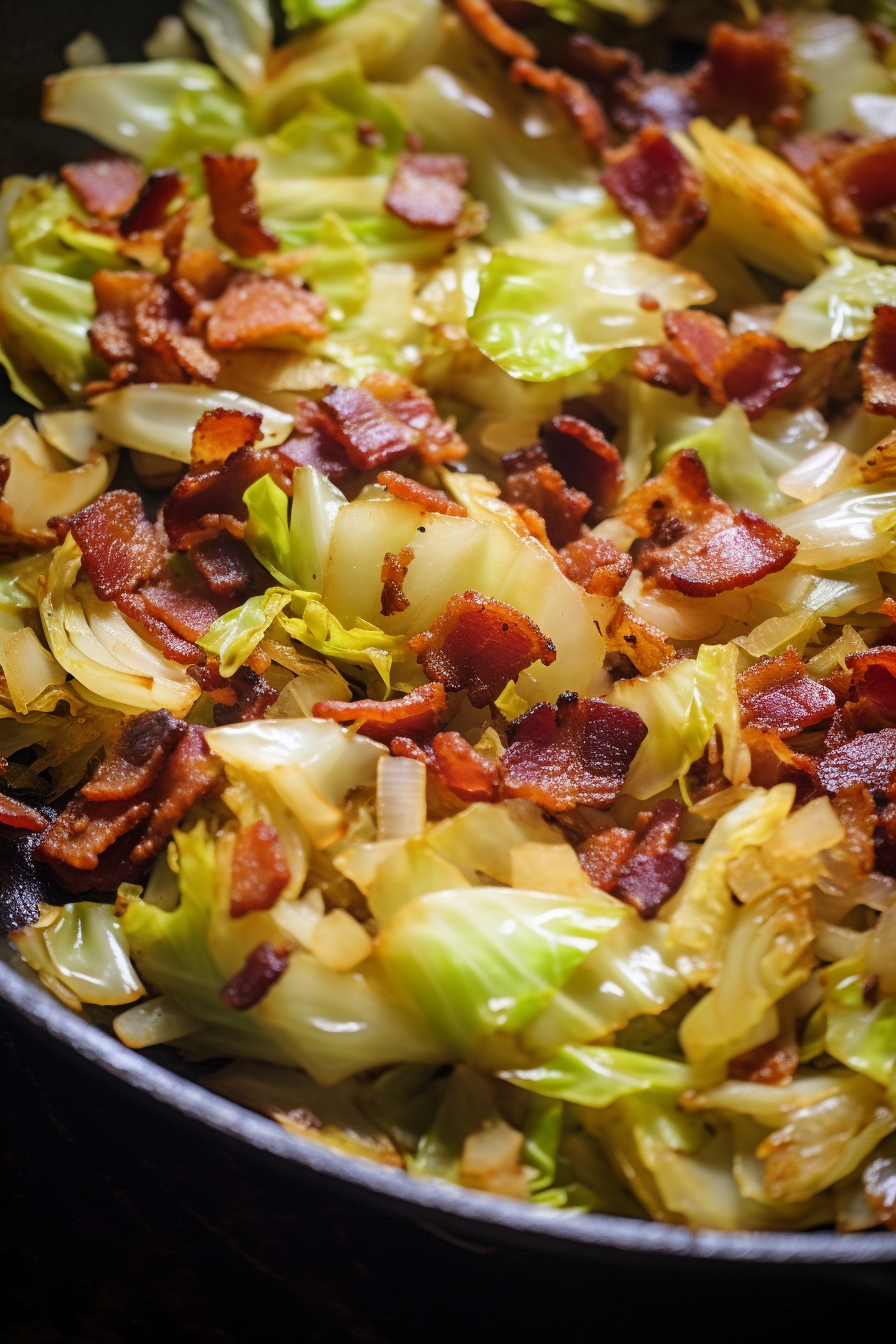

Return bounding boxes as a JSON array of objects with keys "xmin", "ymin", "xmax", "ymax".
[{"xmin": 1, "ymin": 0, "xmax": 895, "ymax": 1271}]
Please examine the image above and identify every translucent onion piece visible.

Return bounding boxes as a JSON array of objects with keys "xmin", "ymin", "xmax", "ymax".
[
  {"xmin": 308, "ymin": 908, "xmax": 374, "ymax": 972},
  {"xmin": 113, "ymin": 995, "xmax": 202, "ymax": 1048},
  {"xmin": 90, "ymin": 383, "xmax": 294, "ymax": 462},
  {"xmin": 376, "ymin": 754, "xmax": 427, "ymax": 843}
]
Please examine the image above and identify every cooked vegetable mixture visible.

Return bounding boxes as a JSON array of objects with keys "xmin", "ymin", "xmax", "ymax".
[{"xmin": 3, "ymin": 0, "xmax": 896, "ymax": 1233}]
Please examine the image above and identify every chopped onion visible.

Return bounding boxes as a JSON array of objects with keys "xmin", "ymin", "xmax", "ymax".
[
  {"xmin": 760, "ymin": 796, "xmax": 845, "ymax": 864},
  {"xmin": 460, "ymin": 1119, "xmax": 523, "ymax": 1178},
  {"xmin": 777, "ymin": 443, "xmax": 859, "ymax": 504},
  {"xmin": 90, "ymin": 384, "xmax": 294, "ymax": 462},
  {"xmin": 309, "ymin": 908, "xmax": 373, "ymax": 972},
  {"xmin": 0, "ymin": 626, "xmax": 66, "ymax": 712},
  {"xmin": 113, "ymin": 996, "xmax": 202, "ymax": 1048},
  {"xmin": 510, "ymin": 840, "xmax": 601, "ymax": 900},
  {"xmin": 272, "ymin": 887, "xmax": 325, "ymax": 949},
  {"xmin": 376, "ymin": 754, "xmax": 426, "ymax": 843}
]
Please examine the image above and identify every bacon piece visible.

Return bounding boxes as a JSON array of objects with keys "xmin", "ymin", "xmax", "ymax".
[
  {"xmin": 189, "ymin": 535, "xmax": 270, "ymax": 600},
  {"xmin": 385, "ymin": 152, "xmax": 468, "ymax": 230},
  {"xmin": 510, "ymin": 58, "xmax": 608, "ymax": 153},
  {"xmin": 452, "ymin": 0, "xmax": 537, "ymax": 59},
  {"xmin": 502, "ymin": 456, "xmax": 590, "ymax": 549},
  {"xmin": 133, "ymin": 282, "xmax": 220, "ymax": 384},
  {"xmin": 89, "ymin": 269, "xmax": 158, "ymax": 372},
  {"xmin": 0, "ymin": 794, "xmax": 48, "ymax": 833},
  {"xmin": 281, "ymin": 402, "xmax": 353, "ymax": 483},
  {"xmin": 745, "ymin": 728, "xmax": 822, "ymax": 804},
  {"xmin": 861, "ymin": 305, "xmax": 896, "ymax": 417},
  {"xmin": 130, "ymin": 728, "xmax": 221, "ymax": 864},
  {"xmin": 601, "ymin": 127, "xmax": 708, "ymax": 259},
  {"xmin": 691, "ymin": 22, "xmax": 805, "ymax": 132},
  {"xmin": 364, "ymin": 370, "xmax": 467, "ymax": 467},
  {"xmin": 321, "ymin": 385, "xmax": 419, "ymax": 471},
  {"xmin": 807, "ymin": 137, "xmax": 896, "ymax": 237},
  {"xmin": 728, "ymin": 1031, "xmax": 799, "ymax": 1085},
  {"xmin": 115, "ymin": 591, "xmax": 206, "ymax": 666},
  {"xmin": 408, "ymin": 590, "xmax": 556, "ymax": 709},
  {"xmin": 229, "ymin": 820, "xmax": 290, "ymax": 918},
  {"xmin": 558, "ymin": 535, "xmax": 632, "ymax": 597},
  {"xmin": 737, "ymin": 647, "xmax": 836, "ymax": 739},
  {"xmin": 69, "ymin": 490, "xmax": 168, "ymax": 600},
  {"xmin": 205, "ymin": 271, "xmax": 327, "ymax": 350},
  {"xmin": 818, "ymin": 729, "xmax": 896, "ymax": 797},
  {"xmin": 502, "ymin": 693, "xmax": 647, "ymax": 812},
  {"xmin": 604, "ymin": 603, "xmax": 678, "ymax": 676},
  {"xmin": 832, "ymin": 783, "xmax": 877, "ymax": 879},
  {"xmin": 664, "ymin": 310, "xmax": 731, "ymax": 393},
  {"xmin": 314, "ymin": 682, "xmax": 448, "ymax": 745},
  {"xmin": 380, "ymin": 544, "xmax": 414, "ymax": 617},
  {"xmin": 137, "ymin": 578, "xmax": 222, "ymax": 641},
  {"xmin": 539, "ymin": 415, "xmax": 624, "ymax": 523},
  {"xmin": 119, "ymin": 168, "xmax": 182, "ymax": 236},
  {"xmin": 202, "ymin": 153, "xmax": 278, "ymax": 258},
  {"xmin": 169, "ymin": 247, "xmax": 232, "ymax": 313},
  {"xmin": 663, "ymin": 311, "xmax": 801, "ymax": 419},
  {"xmin": 190, "ymin": 662, "xmax": 278, "ymax": 726},
  {"xmin": 221, "ymin": 940, "xmax": 292, "ymax": 1009},
  {"xmin": 162, "ymin": 446, "xmax": 288, "ymax": 550},
  {"xmin": 377, "ymin": 471, "xmax": 466, "ymax": 517},
  {"xmin": 621, "ymin": 450, "xmax": 798, "ymax": 596},
  {"xmin": 632, "ymin": 344, "xmax": 698, "ymax": 397},
  {"xmin": 577, "ymin": 827, "xmax": 635, "ymax": 893},
  {"xmin": 81, "ymin": 711, "xmax": 186, "ymax": 802},
  {"xmin": 615, "ymin": 800, "xmax": 690, "ymax": 919},
  {"xmin": 38, "ymin": 796, "xmax": 154, "ymax": 873},
  {"xmin": 392, "ymin": 731, "xmax": 502, "ymax": 803},
  {"xmin": 191, "ymin": 408, "xmax": 263, "ymax": 468},
  {"xmin": 61, "ymin": 156, "xmax": 142, "ymax": 219}
]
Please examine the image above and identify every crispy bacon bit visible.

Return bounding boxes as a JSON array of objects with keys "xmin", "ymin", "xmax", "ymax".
[
  {"xmin": 69, "ymin": 490, "xmax": 168, "ymax": 601},
  {"xmin": 502, "ymin": 693, "xmax": 647, "ymax": 812},
  {"xmin": 663, "ymin": 310, "xmax": 730, "ymax": 392},
  {"xmin": 61, "ymin": 155, "xmax": 143, "ymax": 219},
  {"xmin": 356, "ymin": 120, "xmax": 384, "ymax": 149},
  {"xmin": 190, "ymin": 535, "xmax": 270, "ymax": 599},
  {"xmin": 284, "ymin": 401, "xmax": 353, "ymax": 483},
  {"xmin": 614, "ymin": 800, "xmax": 690, "ymax": 919},
  {"xmin": 728, "ymin": 1031, "xmax": 799, "ymax": 1085},
  {"xmin": 205, "ymin": 271, "xmax": 328, "ymax": 351},
  {"xmin": 385, "ymin": 152, "xmax": 468, "ymax": 230},
  {"xmin": 621, "ymin": 450, "xmax": 798, "ymax": 596},
  {"xmin": 691, "ymin": 22, "xmax": 805, "ymax": 132},
  {"xmin": 321, "ymin": 385, "xmax": 419, "ymax": 471},
  {"xmin": 502, "ymin": 456, "xmax": 590, "ymax": 549},
  {"xmin": 364, "ymin": 369, "xmax": 467, "ymax": 466},
  {"xmin": 632, "ymin": 344, "xmax": 698, "ymax": 397},
  {"xmin": 133, "ymin": 282, "xmax": 220, "ymax": 385},
  {"xmin": 220, "ymin": 940, "xmax": 292, "ymax": 1009},
  {"xmin": 229, "ymin": 820, "xmax": 290, "ymax": 918},
  {"xmin": 662, "ymin": 311, "xmax": 801, "ymax": 419},
  {"xmin": 558, "ymin": 535, "xmax": 633, "ymax": 597},
  {"xmin": 314, "ymin": 682, "xmax": 449, "ymax": 745},
  {"xmin": 601, "ymin": 127, "xmax": 707, "ymax": 259},
  {"xmin": 163, "ymin": 446, "xmax": 289, "ymax": 551},
  {"xmin": 817, "ymin": 729, "xmax": 896, "ymax": 797},
  {"xmin": 392, "ymin": 732, "xmax": 502, "ymax": 803},
  {"xmin": 539, "ymin": 415, "xmax": 624, "ymax": 523},
  {"xmin": 114, "ymin": 590, "xmax": 206, "ymax": 666},
  {"xmin": 807, "ymin": 137, "xmax": 896, "ymax": 237},
  {"xmin": 604, "ymin": 603, "xmax": 678, "ymax": 676},
  {"xmin": 745, "ymin": 728, "xmax": 822, "ymax": 804},
  {"xmin": 0, "ymin": 794, "xmax": 48, "ymax": 833},
  {"xmin": 119, "ymin": 168, "xmax": 182, "ymax": 236},
  {"xmin": 82, "ymin": 711, "xmax": 185, "ymax": 802},
  {"xmin": 38, "ymin": 725, "xmax": 220, "ymax": 890},
  {"xmin": 380, "ymin": 544, "xmax": 414, "ymax": 617},
  {"xmin": 510, "ymin": 59, "xmax": 608, "ymax": 154},
  {"xmin": 861, "ymin": 305, "xmax": 896, "ymax": 418},
  {"xmin": 577, "ymin": 827, "xmax": 635, "ymax": 893},
  {"xmin": 202, "ymin": 153, "xmax": 279, "ymax": 258},
  {"xmin": 190, "ymin": 662, "xmax": 278, "ymax": 726},
  {"xmin": 833, "ymin": 783, "xmax": 876, "ymax": 879},
  {"xmin": 137, "ymin": 578, "xmax": 222, "ymax": 642},
  {"xmin": 377, "ymin": 471, "xmax": 466, "ymax": 517},
  {"xmin": 192, "ymin": 408, "xmax": 263, "ymax": 469},
  {"xmin": 737, "ymin": 647, "xmax": 836, "ymax": 739},
  {"xmin": 408, "ymin": 590, "xmax": 556, "ymax": 709},
  {"xmin": 89, "ymin": 269, "xmax": 220, "ymax": 386},
  {"xmin": 452, "ymin": 0, "xmax": 537, "ymax": 59},
  {"xmin": 170, "ymin": 247, "xmax": 232, "ymax": 312}
]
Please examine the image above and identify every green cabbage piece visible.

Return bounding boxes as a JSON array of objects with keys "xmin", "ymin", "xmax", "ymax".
[
  {"xmin": 3, "ymin": 179, "xmax": 98, "ymax": 279},
  {"xmin": 11, "ymin": 901, "xmax": 145, "ymax": 1007},
  {"xmin": 378, "ymin": 887, "xmax": 623, "ymax": 1061},
  {"xmin": 297, "ymin": 212, "xmax": 370, "ymax": 321},
  {"xmin": 148, "ymin": 80, "xmax": 252, "ymax": 183},
  {"xmin": 501, "ymin": 1045, "xmax": 691, "ymax": 1110},
  {"xmin": 0, "ymin": 265, "xmax": 102, "ymax": 399},
  {"xmin": 654, "ymin": 403, "xmax": 788, "ymax": 517},
  {"xmin": 406, "ymin": 1063, "xmax": 503, "ymax": 1182},
  {"xmin": 823, "ymin": 958, "xmax": 896, "ymax": 1094},
  {"xmin": 243, "ymin": 467, "xmax": 346, "ymax": 592},
  {"xmin": 467, "ymin": 246, "xmax": 712, "ymax": 382},
  {"xmin": 776, "ymin": 485, "xmax": 896, "ymax": 570},
  {"xmin": 789, "ymin": 10, "xmax": 892, "ymax": 134},
  {"xmin": 775, "ymin": 248, "xmax": 896, "ymax": 352},
  {"xmin": 198, "ymin": 586, "xmax": 295, "ymax": 675},
  {"xmin": 181, "ymin": 0, "xmax": 273, "ymax": 95},
  {"xmin": 282, "ymin": 0, "xmax": 366, "ymax": 30},
  {"xmin": 360, "ymin": 1062, "xmax": 444, "ymax": 1154}
]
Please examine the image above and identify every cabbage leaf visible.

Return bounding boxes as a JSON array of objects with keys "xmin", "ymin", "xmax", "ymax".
[
  {"xmin": 501, "ymin": 1044, "xmax": 691, "ymax": 1109},
  {"xmin": 776, "ymin": 248, "xmax": 896, "ymax": 353}
]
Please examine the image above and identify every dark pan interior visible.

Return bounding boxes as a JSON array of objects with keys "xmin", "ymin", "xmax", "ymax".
[{"xmin": 1, "ymin": 0, "xmax": 895, "ymax": 1269}]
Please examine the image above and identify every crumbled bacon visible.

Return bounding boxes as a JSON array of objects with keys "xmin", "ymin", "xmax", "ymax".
[
  {"xmin": 229, "ymin": 820, "xmax": 290, "ymax": 918},
  {"xmin": 601, "ymin": 127, "xmax": 707, "ymax": 259},
  {"xmin": 817, "ymin": 729, "xmax": 896, "ymax": 798},
  {"xmin": 728, "ymin": 1031, "xmax": 799, "ymax": 1085},
  {"xmin": 190, "ymin": 535, "xmax": 270, "ymax": 599},
  {"xmin": 360, "ymin": 370, "xmax": 468, "ymax": 467},
  {"xmin": 408, "ymin": 590, "xmax": 556, "ymax": 709},
  {"xmin": 282, "ymin": 402, "xmax": 353, "ymax": 483},
  {"xmin": 539, "ymin": 415, "xmax": 624, "ymax": 523},
  {"xmin": 119, "ymin": 168, "xmax": 183, "ymax": 237},
  {"xmin": 745, "ymin": 728, "xmax": 822, "ymax": 804},
  {"xmin": 385, "ymin": 152, "xmax": 468, "ymax": 230},
  {"xmin": 620, "ymin": 450, "xmax": 798, "ymax": 597},
  {"xmin": 319, "ymin": 385, "xmax": 419, "ymax": 471},
  {"xmin": 632, "ymin": 345, "xmax": 699, "ymax": 397},
  {"xmin": 133, "ymin": 282, "xmax": 220, "ymax": 384},
  {"xmin": 614, "ymin": 800, "xmax": 690, "ymax": 919},
  {"xmin": 833, "ymin": 783, "xmax": 877, "ymax": 878},
  {"xmin": 220, "ymin": 940, "xmax": 292, "ymax": 1009},
  {"xmin": 691, "ymin": 22, "xmax": 805, "ymax": 132},
  {"xmin": 377, "ymin": 471, "xmax": 466, "ymax": 517},
  {"xmin": 806, "ymin": 137, "xmax": 896, "ymax": 238},
  {"xmin": 314, "ymin": 682, "xmax": 449, "ymax": 745},
  {"xmin": 663, "ymin": 310, "xmax": 730, "ymax": 392},
  {"xmin": 61, "ymin": 155, "xmax": 143, "ymax": 219},
  {"xmin": 89, "ymin": 269, "xmax": 219, "ymax": 386},
  {"xmin": 82, "ymin": 711, "xmax": 185, "ymax": 802},
  {"xmin": 577, "ymin": 827, "xmax": 635, "ymax": 893},
  {"xmin": 452, "ymin": 0, "xmax": 537, "ymax": 59},
  {"xmin": 114, "ymin": 590, "xmax": 206, "ymax": 665},
  {"xmin": 163, "ymin": 446, "xmax": 289, "ymax": 550},
  {"xmin": 502, "ymin": 455, "xmax": 590, "ymax": 549},
  {"xmin": 737, "ymin": 647, "xmax": 836, "ymax": 739},
  {"xmin": 392, "ymin": 732, "xmax": 502, "ymax": 803},
  {"xmin": 380, "ymin": 544, "xmax": 414, "ymax": 617},
  {"xmin": 205, "ymin": 271, "xmax": 328, "ymax": 350},
  {"xmin": 190, "ymin": 662, "xmax": 279, "ymax": 726},
  {"xmin": 604, "ymin": 603, "xmax": 678, "ymax": 676},
  {"xmin": 39, "ymin": 796, "xmax": 154, "ymax": 874},
  {"xmin": 861, "ymin": 305, "xmax": 896, "ymax": 418},
  {"xmin": 502, "ymin": 692, "xmax": 647, "ymax": 812},
  {"xmin": 558, "ymin": 535, "xmax": 632, "ymax": 597},
  {"xmin": 0, "ymin": 794, "xmax": 49, "ymax": 833},
  {"xmin": 169, "ymin": 247, "xmax": 232, "ymax": 312},
  {"xmin": 660, "ymin": 311, "xmax": 801, "ymax": 419},
  {"xmin": 202, "ymin": 153, "xmax": 279, "ymax": 258},
  {"xmin": 191, "ymin": 408, "xmax": 263, "ymax": 468},
  {"xmin": 69, "ymin": 490, "xmax": 168, "ymax": 601},
  {"xmin": 510, "ymin": 58, "xmax": 608, "ymax": 154},
  {"xmin": 131, "ymin": 729, "xmax": 221, "ymax": 863},
  {"xmin": 137, "ymin": 578, "xmax": 222, "ymax": 641}
]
